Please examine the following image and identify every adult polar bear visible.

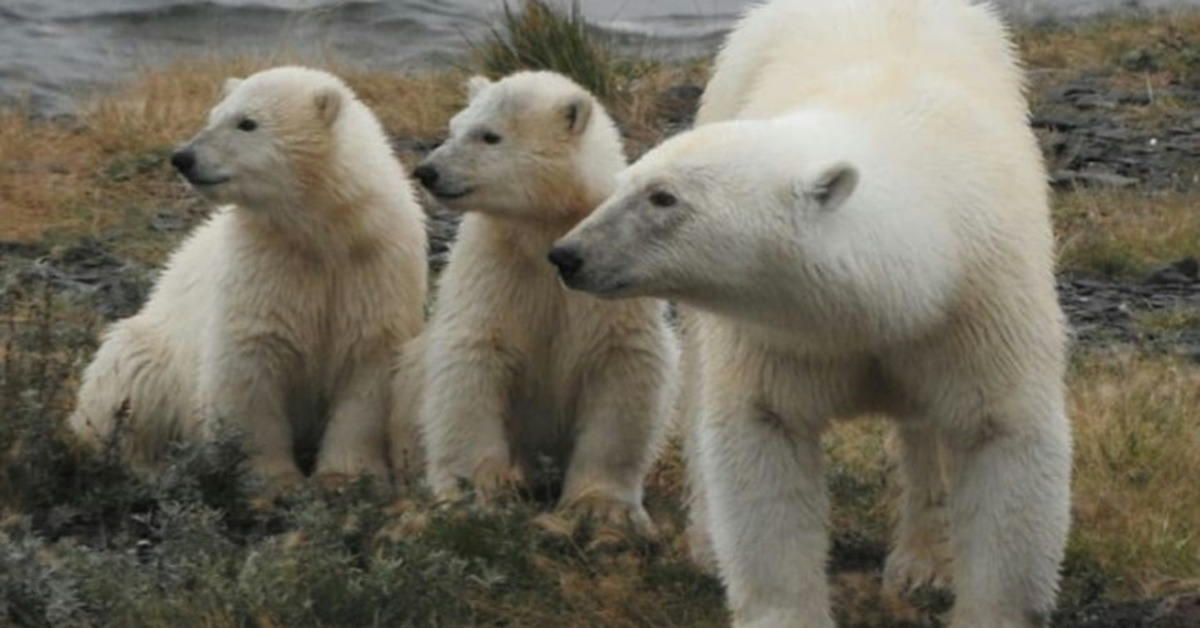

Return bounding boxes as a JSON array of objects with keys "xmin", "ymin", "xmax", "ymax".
[
  {"xmin": 69, "ymin": 67, "xmax": 427, "ymax": 489},
  {"xmin": 549, "ymin": 0, "xmax": 1071, "ymax": 626}
]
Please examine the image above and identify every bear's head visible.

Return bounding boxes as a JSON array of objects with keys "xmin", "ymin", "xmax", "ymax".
[
  {"xmin": 413, "ymin": 71, "xmax": 624, "ymax": 221},
  {"xmin": 547, "ymin": 111, "xmax": 891, "ymax": 329},
  {"xmin": 551, "ymin": 109, "xmax": 966, "ymax": 340},
  {"xmin": 170, "ymin": 66, "xmax": 379, "ymax": 214},
  {"xmin": 554, "ymin": 113, "xmax": 859, "ymax": 291}
]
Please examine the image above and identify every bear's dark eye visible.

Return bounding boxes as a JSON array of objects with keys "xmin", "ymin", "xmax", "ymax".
[
  {"xmin": 481, "ymin": 131, "xmax": 502, "ymax": 145},
  {"xmin": 237, "ymin": 118, "xmax": 258, "ymax": 132},
  {"xmin": 649, "ymin": 190, "xmax": 678, "ymax": 208}
]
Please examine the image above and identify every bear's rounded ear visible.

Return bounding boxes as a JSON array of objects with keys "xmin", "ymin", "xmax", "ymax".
[
  {"xmin": 466, "ymin": 75, "xmax": 492, "ymax": 101},
  {"xmin": 798, "ymin": 162, "xmax": 858, "ymax": 211},
  {"xmin": 314, "ymin": 87, "xmax": 343, "ymax": 127},
  {"xmin": 561, "ymin": 95, "xmax": 593, "ymax": 135},
  {"xmin": 221, "ymin": 77, "xmax": 243, "ymax": 99}
]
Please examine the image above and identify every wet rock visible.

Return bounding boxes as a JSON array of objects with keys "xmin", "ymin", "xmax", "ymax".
[
  {"xmin": 1117, "ymin": 91, "xmax": 1153, "ymax": 106},
  {"xmin": 1050, "ymin": 170, "xmax": 1139, "ymax": 189},
  {"xmin": 1057, "ymin": 266, "xmax": 1200, "ymax": 350},
  {"xmin": 1143, "ymin": 258, "xmax": 1199, "ymax": 285},
  {"xmin": 657, "ymin": 83, "xmax": 703, "ymax": 125},
  {"xmin": 392, "ymin": 136, "xmax": 443, "ymax": 159},
  {"xmin": 426, "ymin": 207, "xmax": 461, "ymax": 276},
  {"xmin": 0, "ymin": 241, "xmax": 49, "ymax": 257},
  {"xmin": 1150, "ymin": 592, "xmax": 1200, "ymax": 628},
  {"xmin": 1073, "ymin": 94, "xmax": 1118, "ymax": 110},
  {"xmin": 1053, "ymin": 598, "xmax": 1159, "ymax": 628},
  {"xmin": 1032, "ymin": 75, "xmax": 1200, "ymax": 190},
  {"xmin": 149, "ymin": 211, "xmax": 190, "ymax": 232},
  {"xmin": 1, "ymin": 239, "xmax": 156, "ymax": 321},
  {"xmin": 1032, "ymin": 115, "xmax": 1084, "ymax": 131}
]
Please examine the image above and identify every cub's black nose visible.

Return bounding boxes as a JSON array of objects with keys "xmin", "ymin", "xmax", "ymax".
[
  {"xmin": 547, "ymin": 245, "xmax": 584, "ymax": 281},
  {"xmin": 413, "ymin": 164, "xmax": 439, "ymax": 189},
  {"xmin": 170, "ymin": 149, "xmax": 196, "ymax": 174}
]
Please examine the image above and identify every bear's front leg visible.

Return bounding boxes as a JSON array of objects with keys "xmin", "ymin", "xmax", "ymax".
[
  {"xmin": 674, "ymin": 310, "xmax": 717, "ymax": 569},
  {"xmin": 421, "ymin": 336, "xmax": 521, "ymax": 503},
  {"xmin": 559, "ymin": 337, "xmax": 674, "ymax": 535},
  {"xmin": 201, "ymin": 341, "xmax": 303, "ymax": 491},
  {"xmin": 388, "ymin": 335, "xmax": 427, "ymax": 490},
  {"xmin": 942, "ymin": 404, "xmax": 1071, "ymax": 628},
  {"xmin": 681, "ymin": 379, "xmax": 717, "ymax": 569},
  {"xmin": 702, "ymin": 386, "xmax": 834, "ymax": 628},
  {"xmin": 313, "ymin": 348, "xmax": 392, "ymax": 490}
]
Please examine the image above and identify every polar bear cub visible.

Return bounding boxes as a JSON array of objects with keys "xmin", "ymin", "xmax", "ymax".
[
  {"xmin": 551, "ymin": 0, "xmax": 1071, "ymax": 626},
  {"xmin": 69, "ymin": 66, "xmax": 428, "ymax": 489},
  {"xmin": 403, "ymin": 71, "xmax": 677, "ymax": 529}
]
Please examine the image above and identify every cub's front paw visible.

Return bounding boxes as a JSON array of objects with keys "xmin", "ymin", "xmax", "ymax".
[
  {"xmin": 540, "ymin": 493, "xmax": 657, "ymax": 550},
  {"xmin": 883, "ymin": 536, "xmax": 952, "ymax": 597},
  {"xmin": 469, "ymin": 455, "xmax": 526, "ymax": 505},
  {"xmin": 249, "ymin": 461, "xmax": 305, "ymax": 496}
]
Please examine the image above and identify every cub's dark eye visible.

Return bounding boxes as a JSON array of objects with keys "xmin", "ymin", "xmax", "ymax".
[
  {"xmin": 649, "ymin": 190, "xmax": 677, "ymax": 208},
  {"xmin": 237, "ymin": 118, "xmax": 258, "ymax": 132},
  {"xmin": 481, "ymin": 131, "xmax": 502, "ymax": 145}
]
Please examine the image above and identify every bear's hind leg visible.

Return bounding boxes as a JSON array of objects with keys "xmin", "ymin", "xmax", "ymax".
[
  {"xmin": 883, "ymin": 421, "xmax": 953, "ymax": 597},
  {"xmin": 69, "ymin": 320, "xmax": 187, "ymax": 465}
]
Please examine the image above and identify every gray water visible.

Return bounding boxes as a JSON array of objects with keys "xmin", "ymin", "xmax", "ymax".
[{"xmin": 2, "ymin": 0, "xmax": 1197, "ymax": 116}]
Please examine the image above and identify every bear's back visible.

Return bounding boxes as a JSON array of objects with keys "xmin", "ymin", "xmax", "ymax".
[{"xmin": 698, "ymin": 0, "xmax": 1024, "ymax": 126}]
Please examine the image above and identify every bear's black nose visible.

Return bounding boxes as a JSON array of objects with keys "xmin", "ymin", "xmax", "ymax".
[
  {"xmin": 547, "ymin": 245, "xmax": 584, "ymax": 281},
  {"xmin": 413, "ymin": 164, "xmax": 439, "ymax": 189},
  {"xmin": 170, "ymin": 150, "xmax": 196, "ymax": 175}
]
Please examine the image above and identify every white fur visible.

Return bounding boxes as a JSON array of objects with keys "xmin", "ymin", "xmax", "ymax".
[
  {"xmin": 555, "ymin": 1, "xmax": 1071, "ymax": 626},
  {"xmin": 397, "ymin": 72, "xmax": 677, "ymax": 527},
  {"xmin": 69, "ymin": 67, "xmax": 428, "ymax": 489}
]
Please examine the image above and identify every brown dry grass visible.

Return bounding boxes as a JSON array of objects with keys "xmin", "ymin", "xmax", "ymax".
[
  {"xmin": 1018, "ymin": 11, "xmax": 1200, "ymax": 128},
  {"xmin": 10, "ymin": 11, "xmax": 1200, "ymax": 265},
  {"xmin": 0, "ymin": 53, "xmax": 701, "ymax": 247},
  {"xmin": 1054, "ymin": 188, "xmax": 1200, "ymax": 276},
  {"xmin": 1069, "ymin": 351, "xmax": 1200, "ymax": 597},
  {"xmin": 0, "ymin": 109, "xmax": 90, "ymax": 240},
  {"xmin": 0, "ymin": 56, "xmax": 472, "ymax": 246},
  {"xmin": 1018, "ymin": 10, "xmax": 1200, "ymax": 79}
]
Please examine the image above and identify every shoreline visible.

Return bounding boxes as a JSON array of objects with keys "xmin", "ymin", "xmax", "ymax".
[{"xmin": 5, "ymin": 3, "xmax": 1200, "ymax": 119}]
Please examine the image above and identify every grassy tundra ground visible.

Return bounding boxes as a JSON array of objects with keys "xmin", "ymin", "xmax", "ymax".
[{"xmin": 2, "ymin": 4, "xmax": 1199, "ymax": 627}]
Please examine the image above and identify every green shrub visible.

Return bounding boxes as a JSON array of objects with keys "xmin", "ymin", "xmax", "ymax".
[{"xmin": 472, "ymin": 0, "xmax": 619, "ymax": 104}]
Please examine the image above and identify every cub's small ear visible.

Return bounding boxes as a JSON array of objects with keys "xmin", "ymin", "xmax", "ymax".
[
  {"xmin": 220, "ymin": 77, "xmax": 243, "ymax": 98},
  {"xmin": 314, "ymin": 87, "xmax": 343, "ymax": 127},
  {"xmin": 797, "ymin": 162, "xmax": 858, "ymax": 212},
  {"xmin": 561, "ymin": 94, "xmax": 593, "ymax": 135},
  {"xmin": 466, "ymin": 75, "xmax": 492, "ymax": 101}
]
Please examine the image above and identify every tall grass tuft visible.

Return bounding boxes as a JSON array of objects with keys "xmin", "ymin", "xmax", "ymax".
[{"xmin": 472, "ymin": 0, "xmax": 619, "ymax": 104}]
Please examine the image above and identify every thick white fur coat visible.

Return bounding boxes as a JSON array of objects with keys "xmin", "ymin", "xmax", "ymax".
[{"xmin": 70, "ymin": 67, "xmax": 427, "ymax": 489}]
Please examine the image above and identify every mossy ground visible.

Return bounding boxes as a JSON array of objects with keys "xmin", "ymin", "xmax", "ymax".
[{"xmin": 1, "ymin": 4, "xmax": 1199, "ymax": 627}]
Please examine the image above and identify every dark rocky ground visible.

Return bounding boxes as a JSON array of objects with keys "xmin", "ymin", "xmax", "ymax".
[
  {"xmin": 4, "ymin": 234, "xmax": 1195, "ymax": 358},
  {"xmin": 1033, "ymin": 73, "xmax": 1200, "ymax": 191}
]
